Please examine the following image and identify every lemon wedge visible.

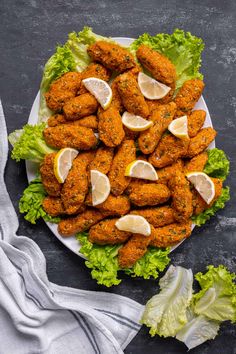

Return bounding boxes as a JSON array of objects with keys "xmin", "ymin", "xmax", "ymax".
[
  {"xmin": 168, "ymin": 116, "xmax": 189, "ymax": 139},
  {"xmin": 125, "ymin": 160, "xmax": 158, "ymax": 181},
  {"xmin": 91, "ymin": 170, "xmax": 110, "ymax": 206},
  {"xmin": 115, "ymin": 215, "xmax": 151, "ymax": 236},
  {"xmin": 138, "ymin": 72, "xmax": 171, "ymax": 100},
  {"xmin": 186, "ymin": 172, "xmax": 215, "ymax": 204},
  {"xmin": 82, "ymin": 78, "xmax": 112, "ymax": 109},
  {"xmin": 54, "ymin": 148, "xmax": 78, "ymax": 183},
  {"xmin": 122, "ymin": 111, "xmax": 153, "ymax": 131}
]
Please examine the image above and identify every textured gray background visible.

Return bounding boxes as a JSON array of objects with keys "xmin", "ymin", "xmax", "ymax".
[{"xmin": 1, "ymin": 0, "xmax": 236, "ymax": 353}]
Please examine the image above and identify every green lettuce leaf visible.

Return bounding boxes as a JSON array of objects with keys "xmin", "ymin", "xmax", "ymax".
[
  {"xmin": 204, "ymin": 148, "xmax": 230, "ymax": 181},
  {"xmin": 9, "ymin": 123, "xmax": 56, "ymax": 163},
  {"xmin": 193, "ymin": 265, "xmax": 236, "ymax": 323},
  {"xmin": 19, "ymin": 177, "xmax": 61, "ymax": 224},
  {"xmin": 192, "ymin": 187, "xmax": 230, "ymax": 226},
  {"xmin": 141, "ymin": 265, "xmax": 193, "ymax": 337},
  {"xmin": 130, "ymin": 29, "xmax": 204, "ymax": 90},
  {"xmin": 77, "ymin": 233, "xmax": 170, "ymax": 287}
]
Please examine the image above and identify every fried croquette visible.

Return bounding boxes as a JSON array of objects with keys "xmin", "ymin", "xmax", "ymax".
[
  {"xmin": 98, "ymin": 106, "xmax": 125, "ymax": 147},
  {"xmin": 118, "ymin": 226, "xmax": 155, "ymax": 268},
  {"xmin": 63, "ymin": 93, "xmax": 98, "ymax": 120},
  {"xmin": 131, "ymin": 206, "xmax": 175, "ymax": 227},
  {"xmin": 157, "ymin": 159, "xmax": 184, "ymax": 185},
  {"xmin": 116, "ymin": 72, "xmax": 149, "ymax": 118},
  {"xmin": 168, "ymin": 171, "xmax": 193, "ymax": 222},
  {"xmin": 89, "ymin": 146, "xmax": 114, "ymax": 176},
  {"xmin": 125, "ymin": 178, "xmax": 149, "ymax": 195},
  {"xmin": 136, "ymin": 44, "xmax": 176, "ymax": 86},
  {"xmin": 87, "ymin": 41, "xmax": 136, "ymax": 73},
  {"xmin": 110, "ymin": 79, "xmax": 124, "ymax": 113},
  {"xmin": 145, "ymin": 99, "xmax": 161, "ymax": 113},
  {"xmin": 150, "ymin": 221, "xmax": 192, "ymax": 248},
  {"xmin": 43, "ymin": 124, "xmax": 97, "ymax": 150},
  {"xmin": 174, "ymin": 79, "xmax": 205, "ymax": 116},
  {"xmin": 186, "ymin": 127, "xmax": 217, "ymax": 158},
  {"xmin": 89, "ymin": 219, "xmax": 131, "ymax": 245},
  {"xmin": 138, "ymin": 102, "xmax": 176, "ymax": 154},
  {"xmin": 44, "ymin": 72, "xmax": 82, "ymax": 112},
  {"xmin": 48, "ymin": 114, "xmax": 98, "ymax": 130},
  {"xmin": 129, "ymin": 183, "xmax": 171, "ymax": 207},
  {"xmin": 108, "ymin": 140, "xmax": 136, "ymax": 196},
  {"xmin": 85, "ymin": 194, "xmax": 130, "ymax": 216},
  {"xmin": 61, "ymin": 152, "xmax": 94, "ymax": 214},
  {"xmin": 40, "ymin": 153, "xmax": 62, "ymax": 197},
  {"xmin": 58, "ymin": 208, "xmax": 105, "ymax": 237},
  {"xmin": 79, "ymin": 62, "xmax": 111, "ymax": 94},
  {"xmin": 149, "ymin": 134, "xmax": 189, "ymax": 168},
  {"xmin": 184, "ymin": 152, "xmax": 208, "ymax": 174},
  {"xmin": 187, "ymin": 110, "xmax": 206, "ymax": 138},
  {"xmin": 42, "ymin": 196, "xmax": 65, "ymax": 216}
]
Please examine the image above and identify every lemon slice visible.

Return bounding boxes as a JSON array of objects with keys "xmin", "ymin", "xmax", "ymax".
[
  {"xmin": 138, "ymin": 72, "xmax": 171, "ymax": 99},
  {"xmin": 54, "ymin": 148, "xmax": 78, "ymax": 183},
  {"xmin": 125, "ymin": 160, "xmax": 158, "ymax": 181},
  {"xmin": 186, "ymin": 172, "xmax": 215, "ymax": 204},
  {"xmin": 91, "ymin": 170, "xmax": 110, "ymax": 206},
  {"xmin": 121, "ymin": 111, "xmax": 153, "ymax": 131},
  {"xmin": 82, "ymin": 78, "xmax": 112, "ymax": 109},
  {"xmin": 168, "ymin": 116, "xmax": 189, "ymax": 139},
  {"xmin": 115, "ymin": 215, "xmax": 151, "ymax": 236}
]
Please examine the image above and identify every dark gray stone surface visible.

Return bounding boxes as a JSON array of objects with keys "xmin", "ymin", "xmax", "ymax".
[{"xmin": 1, "ymin": 0, "xmax": 236, "ymax": 353}]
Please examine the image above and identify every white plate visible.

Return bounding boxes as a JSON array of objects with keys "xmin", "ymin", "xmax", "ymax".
[{"xmin": 26, "ymin": 37, "xmax": 215, "ymax": 257}]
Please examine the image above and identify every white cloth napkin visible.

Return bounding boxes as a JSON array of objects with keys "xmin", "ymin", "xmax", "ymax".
[{"xmin": 0, "ymin": 100, "xmax": 143, "ymax": 354}]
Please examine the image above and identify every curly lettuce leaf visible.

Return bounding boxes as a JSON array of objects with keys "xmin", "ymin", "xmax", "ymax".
[
  {"xmin": 77, "ymin": 233, "xmax": 170, "ymax": 287},
  {"xmin": 9, "ymin": 123, "xmax": 56, "ymax": 163},
  {"xmin": 192, "ymin": 187, "xmax": 230, "ymax": 226},
  {"xmin": 130, "ymin": 29, "xmax": 204, "ymax": 90},
  {"xmin": 204, "ymin": 148, "xmax": 230, "ymax": 181},
  {"xmin": 19, "ymin": 177, "xmax": 61, "ymax": 224},
  {"xmin": 193, "ymin": 265, "xmax": 236, "ymax": 323},
  {"xmin": 141, "ymin": 265, "xmax": 193, "ymax": 337}
]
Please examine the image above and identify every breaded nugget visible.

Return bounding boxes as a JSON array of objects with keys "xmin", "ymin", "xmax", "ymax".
[
  {"xmin": 58, "ymin": 208, "xmax": 105, "ymax": 237},
  {"xmin": 45, "ymin": 72, "xmax": 82, "ymax": 112},
  {"xmin": 123, "ymin": 126, "xmax": 139, "ymax": 140},
  {"xmin": 116, "ymin": 72, "xmax": 149, "ymax": 117},
  {"xmin": 98, "ymin": 106, "xmax": 125, "ymax": 147},
  {"xmin": 48, "ymin": 114, "xmax": 98, "ymax": 130},
  {"xmin": 149, "ymin": 134, "xmax": 189, "ymax": 168},
  {"xmin": 186, "ymin": 127, "xmax": 217, "ymax": 158},
  {"xmin": 168, "ymin": 171, "xmax": 193, "ymax": 222},
  {"xmin": 184, "ymin": 152, "xmax": 208, "ymax": 174},
  {"xmin": 61, "ymin": 152, "xmax": 94, "ymax": 214},
  {"xmin": 150, "ymin": 221, "xmax": 192, "ymax": 248},
  {"xmin": 129, "ymin": 183, "xmax": 170, "ymax": 207},
  {"xmin": 89, "ymin": 146, "xmax": 114, "ymax": 175},
  {"xmin": 131, "ymin": 206, "xmax": 175, "ymax": 227},
  {"xmin": 63, "ymin": 93, "xmax": 98, "ymax": 121},
  {"xmin": 145, "ymin": 99, "xmax": 161, "ymax": 113},
  {"xmin": 78, "ymin": 62, "xmax": 111, "ymax": 94},
  {"xmin": 89, "ymin": 219, "xmax": 131, "ymax": 245},
  {"xmin": 136, "ymin": 44, "xmax": 176, "ymax": 86},
  {"xmin": 108, "ymin": 140, "xmax": 136, "ymax": 196},
  {"xmin": 85, "ymin": 193, "xmax": 130, "ymax": 216},
  {"xmin": 125, "ymin": 178, "xmax": 148, "ymax": 195},
  {"xmin": 192, "ymin": 177, "xmax": 223, "ymax": 215},
  {"xmin": 138, "ymin": 102, "xmax": 176, "ymax": 154},
  {"xmin": 40, "ymin": 153, "xmax": 62, "ymax": 197},
  {"xmin": 110, "ymin": 79, "xmax": 124, "ymax": 112},
  {"xmin": 87, "ymin": 41, "xmax": 136, "ymax": 73},
  {"xmin": 42, "ymin": 196, "xmax": 65, "ymax": 216},
  {"xmin": 157, "ymin": 159, "xmax": 184, "ymax": 185},
  {"xmin": 174, "ymin": 79, "xmax": 205, "ymax": 116},
  {"xmin": 43, "ymin": 124, "xmax": 97, "ymax": 150},
  {"xmin": 187, "ymin": 110, "xmax": 206, "ymax": 138},
  {"xmin": 118, "ymin": 226, "xmax": 155, "ymax": 268}
]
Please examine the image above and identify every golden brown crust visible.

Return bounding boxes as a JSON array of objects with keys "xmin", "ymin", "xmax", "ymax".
[
  {"xmin": 150, "ymin": 220, "xmax": 192, "ymax": 247},
  {"xmin": 47, "ymin": 114, "xmax": 98, "ymax": 130},
  {"xmin": 187, "ymin": 110, "xmax": 206, "ymax": 138},
  {"xmin": 63, "ymin": 93, "xmax": 98, "ymax": 120},
  {"xmin": 174, "ymin": 79, "xmax": 205, "ymax": 115},
  {"xmin": 87, "ymin": 41, "xmax": 136, "ymax": 73},
  {"xmin": 186, "ymin": 127, "xmax": 217, "ymax": 158},
  {"xmin": 42, "ymin": 196, "xmax": 65, "ymax": 216},
  {"xmin": 131, "ymin": 206, "xmax": 175, "ymax": 227},
  {"xmin": 157, "ymin": 159, "xmax": 184, "ymax": 185},
  {"xmin": 108, "ymin": 140, "xmax": 136, "ymax": 196},
  {"xmin": 40, "ymin": 153, "xmax": 62, "ymax": 197},
  {"xmin": 78, "ymin": 62, "xmax": 111, "ymax": 94},
  {"xmin": 89, "ymin": 146, "xmax": 114, "ymax": 176},
  {"xmin": 129, "ymin": 183, "xmax": 171, "ymax": 207},
  {"xmin": 89, "ymin": 219, "xmax": 131, "ymax": 245},
  {"xmin": 184, "ymin": 152, "xmax": 208, "ymax": 174},
  {"xmin": 138, "ymin": 102, "xmax": 176, "ymax": 154},
  {"xmin": 85, "ymin": 194, "xmax": 130, "ymax": 216},
  {"xmin": 98, "ymin": 106, "xmax": 125, "ymax": 147},
  {"xmin": 43, "ymin": 124, "xmax": 97, "ymax": 150}
]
